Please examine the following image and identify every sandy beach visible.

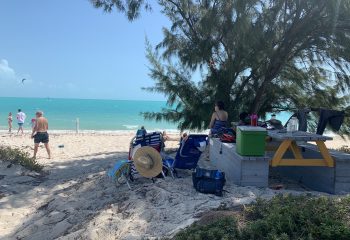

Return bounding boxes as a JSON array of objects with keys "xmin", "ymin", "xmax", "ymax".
[{"xmin": 0, "ymin": 131, "xmax": 349, "ymax": 239}]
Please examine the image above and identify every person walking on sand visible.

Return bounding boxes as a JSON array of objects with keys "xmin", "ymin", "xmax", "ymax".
[
  {"xmin": 8, "ymin": 112, "xmax": 13, "ymax": 133},
  {"xmin": 31, "ymin": 111, "xmax": 51, "ymax": 159},
  {"xmin": 16, "ymin": 109, "xmax": 26, "ymax": 135},
  {"xmin": 31, "ymin": 118, "xmax": 36, "ymax": 130}
]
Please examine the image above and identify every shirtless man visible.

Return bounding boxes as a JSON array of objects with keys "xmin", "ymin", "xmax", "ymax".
[{"xmin": 31, "ymin": 111, "xmax": 51, "ymax": 159}]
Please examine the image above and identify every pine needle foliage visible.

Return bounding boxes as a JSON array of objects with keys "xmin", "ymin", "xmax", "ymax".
[
  {"xmin": 90, "ymin": 0, "xmax": 151, "ymax": 20},
  {"xmin": 92, "ymin": 0, "xmax": 350, "ymax": 132},
  {"xmin": 172, "ymin": 195, "xmax": 350, "ymax": 240}
]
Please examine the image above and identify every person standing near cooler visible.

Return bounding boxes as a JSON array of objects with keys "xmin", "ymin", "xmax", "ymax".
[
  {"xmin": 16, "ymin": 109, "xmax": 26, "ymax": 135},
  {"xmin": 208, "ymin": 101, "xmax": 228, "ymax": 135}
]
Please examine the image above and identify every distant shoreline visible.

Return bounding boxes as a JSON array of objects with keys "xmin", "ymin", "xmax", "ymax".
[
  {"xmin": 0, "ymin": 129, "xmax": 186, "ymax": 135},
  {"xmin": 0, "ymin": 129, "xmax": 343, "ymax": 137},
  {"xmin": 0, "ymin": 97, "xmax": 179, "ymax": 131}
]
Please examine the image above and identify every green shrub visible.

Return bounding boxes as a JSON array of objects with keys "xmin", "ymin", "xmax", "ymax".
[
  {"xmin": 0, "ymin": 146, "xmax": 43, "ymax": 172},
  {"xmin": 241, "ymin": 195, "xmax": 350, "ymax": 240},
  {"xmin": 173, "ymin": 216, "xmax": 240, "ymax": 240},
  {"xmin": 173, "ymin": 195, "xmax": 350, "ymax": 240}
]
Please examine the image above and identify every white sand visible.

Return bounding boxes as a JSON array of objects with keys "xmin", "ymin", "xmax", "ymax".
[
  {"xmin": 323, "ymin": 135, "xmax": 350, "ymax": 149},
  {"xmin": 0, "ymin": 131, "xmax": 345, "ymax": 239}
]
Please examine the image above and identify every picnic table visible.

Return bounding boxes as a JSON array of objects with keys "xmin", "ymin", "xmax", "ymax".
[{"xmin": 267, "ymin": 130, "xmax": 334, "ymax": 167}]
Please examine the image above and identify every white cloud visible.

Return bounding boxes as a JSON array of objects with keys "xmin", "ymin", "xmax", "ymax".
[
  {"xmin": 0, "ymin": 59, "xmax": 16, "ymax": 82},
  {"xmin": 0, "ymin": 59, "xmax": 32, "ymax": 85}
]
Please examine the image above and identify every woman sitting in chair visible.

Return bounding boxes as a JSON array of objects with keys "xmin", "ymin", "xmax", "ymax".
[{"xmin": 208, "ymin": 101, "xmax": 228, "ymax": 135}]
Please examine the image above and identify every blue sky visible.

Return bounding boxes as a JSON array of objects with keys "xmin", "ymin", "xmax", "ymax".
[{"xmin": 0, "ymin": 0, "xmax": 170, "ymax": 100}]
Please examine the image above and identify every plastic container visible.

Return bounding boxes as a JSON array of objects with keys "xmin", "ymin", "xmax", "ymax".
[
  {"xmin": 236, "ymin": 126, "xmax": 267, "ymax": 156},
  {"xmin": 250, "ymin": 114, "xmax": 258, "ymax": 126},
  {"xmin": 290, "ymin": 117, "xmax": 299, "ymax": 131}
]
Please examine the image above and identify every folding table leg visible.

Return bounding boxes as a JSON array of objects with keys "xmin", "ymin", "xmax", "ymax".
[
  {"xmin": 271, "ymin": 140, "xmax": 292, "ymax": 167},
  {"xmin": 289, "ymin": 141, "xmax": 303, "ymax": 159},
  {"xmin": 316, "ymin": 141, "xmax": 334, "ymax": 167}
]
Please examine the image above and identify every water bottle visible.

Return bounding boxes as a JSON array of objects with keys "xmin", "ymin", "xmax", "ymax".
[
  {"xmin": 291, "ymin": 117, "xmax": 299, "ymax": 132},
  {"xmin": 287, "ymin": 121, "xmax": 292, "ymax": 132},
  {"xmin": 295, "ymin": 117, "xmax": 299, "ymax": 131}
]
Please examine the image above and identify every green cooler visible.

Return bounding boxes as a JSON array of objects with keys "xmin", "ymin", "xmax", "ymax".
[{"xmin": 236, "ymin": 126, "xmax": 266, "ymax": 156}]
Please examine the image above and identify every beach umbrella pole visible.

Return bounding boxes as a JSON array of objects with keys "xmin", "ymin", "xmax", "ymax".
[{"xmin": 76, "ymin": 118, "xmax": 79, "ymax": 133}]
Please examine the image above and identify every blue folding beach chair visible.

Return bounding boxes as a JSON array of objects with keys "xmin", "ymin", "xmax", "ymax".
[
  {"xmin": 107, "ymin": 159, "xmax": 132, "ymax": 189},
  {"xmin": 163, "ymin": 134, "xmax": 208, "ymax": 178},
  {"xmin": 108, "ymin": 159, "xmax": 166, "ymax": 189}
]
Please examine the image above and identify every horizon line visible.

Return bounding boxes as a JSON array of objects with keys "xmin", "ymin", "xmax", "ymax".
[{"xmin": 0, "ymin": 96, "xmax": 168, "ymax": 102}]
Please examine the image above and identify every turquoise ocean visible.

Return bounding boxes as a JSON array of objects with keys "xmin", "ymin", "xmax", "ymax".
[
  {"xmin": 0, "ymin": 97, "xmax": 290, "ymax": 131},
  {"xmin": 0, "ymin": 97, "xmax": 178, "ymax": 131}
]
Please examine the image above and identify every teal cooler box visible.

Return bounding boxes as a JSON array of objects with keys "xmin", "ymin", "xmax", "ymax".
[{"xmin": 236, "ymin": 126, "xmax": 267, "ymax": 156}]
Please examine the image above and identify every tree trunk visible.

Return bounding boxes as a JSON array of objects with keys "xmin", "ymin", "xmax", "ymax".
[
  {"xmin": 250, "ymin": 65, "xmax": 281, "ymax": 113},
  {"xmin": 250, "ymin": 80, "xmax": 267, "ymax": 113}
]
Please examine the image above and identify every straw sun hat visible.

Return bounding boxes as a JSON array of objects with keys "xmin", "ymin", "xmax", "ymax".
[{"xmin": 133, "ymin": 146, "xmax": 163, "ymax": 178}]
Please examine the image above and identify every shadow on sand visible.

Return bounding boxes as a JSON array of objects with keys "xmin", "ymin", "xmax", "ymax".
[
  {"xmin": 1, "ymin": 148, "xmax": 287, "ymax": 239},
  {"xmin": 1, "ymin": 151, "xmax": 132, "ymax": 239}
]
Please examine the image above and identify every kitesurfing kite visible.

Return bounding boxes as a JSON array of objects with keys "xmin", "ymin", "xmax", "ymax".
[{"xmin": 21, "ymin": 78, "xmax": 26, "ymax": 84}]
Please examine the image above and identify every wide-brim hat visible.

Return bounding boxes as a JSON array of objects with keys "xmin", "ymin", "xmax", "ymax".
[{"xmin": 133, "ymin": 146, "xmax": 162, "ymax": 178}]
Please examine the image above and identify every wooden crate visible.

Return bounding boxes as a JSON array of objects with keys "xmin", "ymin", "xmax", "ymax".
[{"xmin": 209, "ymin": 138, "xmax": 269, "ymax": 187}]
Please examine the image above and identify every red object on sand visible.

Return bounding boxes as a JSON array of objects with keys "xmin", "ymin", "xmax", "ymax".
[{"xmin": 271, "ymin": 184, "xmax": 284, "ymax": 190}]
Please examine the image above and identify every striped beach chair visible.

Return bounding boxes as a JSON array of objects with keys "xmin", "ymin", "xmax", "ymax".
[
  {"xmin": 128, "ymin": 131, "xmax": 164, "ymax": 160},
  {"xmin": 127, "ymin": 131, "xmax": 166, "ymax": 181}
]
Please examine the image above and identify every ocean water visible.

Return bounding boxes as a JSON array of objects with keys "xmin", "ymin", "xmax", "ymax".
[
  {"xmin": 0, "ymin": 97, "xmax": 178, "ymax": 131},
  {"xmin": 0, "ymin": 97, "xmax": 291, "ymax": 131}
]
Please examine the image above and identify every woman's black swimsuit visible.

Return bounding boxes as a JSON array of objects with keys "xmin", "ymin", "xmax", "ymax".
[{"xmin": 211, "ymin": 113, "xmax": 227, "ymax": 134}]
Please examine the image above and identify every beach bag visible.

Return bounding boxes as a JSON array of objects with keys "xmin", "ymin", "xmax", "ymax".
[
  {"xmin": 220, "ymin": 133, "xmax": 235, "ymax": 143},
  {"xmin": 192, "ymin": 167, "xmax": 225, "ymax": 196},
  {"xmin": 219, "ymin": 128, "xmax": 236, "ymax": 143}
]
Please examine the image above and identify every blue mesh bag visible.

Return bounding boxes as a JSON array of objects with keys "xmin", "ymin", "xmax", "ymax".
[{"xmin": 192, "ymin": 167, "xmax": 226, "ymax": 196}]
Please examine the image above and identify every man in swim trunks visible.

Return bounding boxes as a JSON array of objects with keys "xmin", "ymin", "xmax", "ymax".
[{"xmin": 31, "ymin": 111, "xmax": 51, "ymax": 159}]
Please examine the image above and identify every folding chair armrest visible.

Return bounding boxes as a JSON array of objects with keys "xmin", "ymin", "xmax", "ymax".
[{"xmin": 179, "ymin": 140, "xmax": 189, "ymax": 157}]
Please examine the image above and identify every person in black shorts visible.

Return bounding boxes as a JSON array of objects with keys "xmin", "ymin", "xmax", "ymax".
[
  {"xmin": 31, "ymin": 111, "xmax": 51, "ymax": 159},
  {"xmin": 34, "ymin": 132, "xmax": 49, "ymax": 144}
]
